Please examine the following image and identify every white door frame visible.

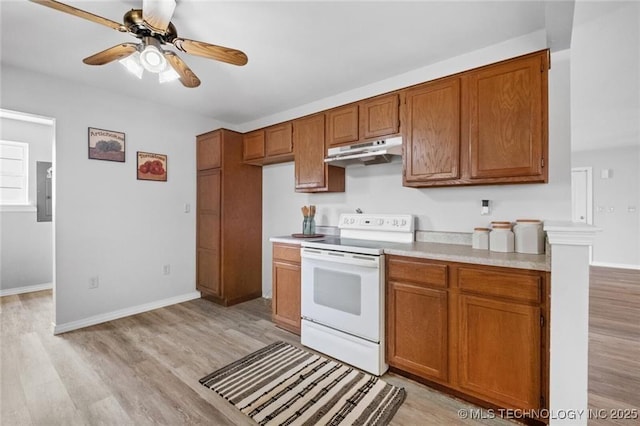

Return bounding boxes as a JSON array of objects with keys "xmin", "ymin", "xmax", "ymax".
[{"xmin": 0, "ymin": 108, "xmax": 56, "ymax": 322}]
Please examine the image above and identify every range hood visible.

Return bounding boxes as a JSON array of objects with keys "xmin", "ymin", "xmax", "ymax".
[{"xmin": 324, "ymin": 136, "xmax": 402, "ymax": 166}]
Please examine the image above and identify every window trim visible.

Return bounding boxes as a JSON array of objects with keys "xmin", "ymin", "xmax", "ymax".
[{"xmin": 0, "ymin": 139, "xmax": 30, "ymax": 206}]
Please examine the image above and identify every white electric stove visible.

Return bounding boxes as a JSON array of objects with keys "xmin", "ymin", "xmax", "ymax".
[{"xmin": 300, "ymin": 213, "xmax": 414, "ymax": 376}]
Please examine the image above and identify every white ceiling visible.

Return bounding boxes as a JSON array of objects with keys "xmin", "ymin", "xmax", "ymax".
[{"xmin": 0, "ymin": 1, "xmax": 575, "ymax": 126}]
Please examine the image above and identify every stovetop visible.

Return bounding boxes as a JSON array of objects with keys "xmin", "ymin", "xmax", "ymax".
[
  {"xmin": 301, "ymin": 237, "xmax": 414, "ymax": 255},
  {"xmin": 301, "ymin": 213, "xmax": 415, "ymax": 255}
]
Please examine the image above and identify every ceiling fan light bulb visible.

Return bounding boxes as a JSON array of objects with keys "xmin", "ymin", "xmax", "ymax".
[
  {"xmin": 140, "ymin": 45, "xmax": 167, "ymax": 73},
  {"xmin": 159, "ymin": 67, "xmax": 180, "ymax": 84},
  {"xmin": 119, "ymin": 52, "xmax": 144, "ymax": 79}
]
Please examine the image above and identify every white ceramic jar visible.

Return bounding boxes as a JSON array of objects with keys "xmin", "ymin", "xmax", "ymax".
[
  {"xmin": 472, "ymin": 228, "xmax": 490, "ymax": 250},
  {"xmin": 490, "ymin": 224, "xmax": 514, "ymax": 253},
  {"xmin": 514, "ymin": 219, "xmax": 545, "ymax": 254}
]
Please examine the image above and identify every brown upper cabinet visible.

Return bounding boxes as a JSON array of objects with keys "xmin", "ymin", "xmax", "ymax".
[
  {"xmin": 243, "ymin": 130, "xmax": 264, "ymax": 162},
  {"xmin": 403, "ymin": 49, "xmax": 549, "ymax": 187},
  {"xmin": 293, "ymin": 114, "xmax": 345, "ymax": 193},
  {"xmin": 468, "ymin": 53, "xmax": 547, "ymax": 181},
  {"xmin": 404, "ymin": 76, "xmax": 461, "ymax": 183},
  {"xmin": 326, "ymin": 104, "xmax": 360, "ymax": 148},
  {"xmin": 197, "ymin": 131, "xmax": 222, "ymax": 171},
  {"xmin": 241, "ymin": 50, "xmax": 548, "ymax": 190},
  {"xmin": 242, "ymin": 122, "xmax": 294, "ymax": 165},
  {"xmin": 326, "ymin": 93, "xmax": 401, "ymax": 149},
  {"xmin": 360, "ymin": 93, "xmax": 400, "ymax": 140},
  {"xmin": 266, "ymin": 122, "xmax": 293, "ymax": 158}
]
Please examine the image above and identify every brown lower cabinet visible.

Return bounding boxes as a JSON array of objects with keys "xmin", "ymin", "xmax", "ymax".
[
  {"xmin": 272, "ymin": 243, "xmax": 301, "ymax": 334},
  {"xmin": 386, "ymin": 255, "xmax": 549, "ymax": 420}
]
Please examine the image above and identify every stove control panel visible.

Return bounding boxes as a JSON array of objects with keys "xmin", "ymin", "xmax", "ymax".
[{"xmin": 339, "ymin": 214, "xmax": 414, "ymax": 233}]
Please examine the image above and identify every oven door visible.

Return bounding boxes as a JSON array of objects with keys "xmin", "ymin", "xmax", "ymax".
[{"xmin": 301, "ymin": 247, "xmax": 383, "ymax": 343}]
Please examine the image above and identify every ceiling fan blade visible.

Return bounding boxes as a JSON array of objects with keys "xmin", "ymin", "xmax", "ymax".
[
  {"xmin": 83, "ymin": 43, "xmax": 138, "ymax": 66},
  {"xmin": 164, "ymin": 52, "xmax": 201, "ymax": 88},
  {"xmin": 29, "ymin": 0, "xmax": 126, "ymax": 32},
  {"xmin": 142, "ymin": 0, "xmax": 176, "ymax": 34},
  {"xmin": 172, "ymin": 38, "xmax": 248, "ymax": 66}
]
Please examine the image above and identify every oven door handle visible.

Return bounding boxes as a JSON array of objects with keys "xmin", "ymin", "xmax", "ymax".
[{"xmin": 301, "ymin": 248, "xmax": 380, "ymax": 268}]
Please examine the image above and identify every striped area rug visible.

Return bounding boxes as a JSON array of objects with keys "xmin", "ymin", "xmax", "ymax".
[{"xmin": 200, "ymin": 341, "xmax": 406, "ymax": 425}]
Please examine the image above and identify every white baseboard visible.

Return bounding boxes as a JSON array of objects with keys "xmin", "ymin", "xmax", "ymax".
[
  {"xmin": 52, "ymin": 291, "xmax": 201, "ymax": 335},
  {"xmin": 0, "ymin": 282, "xmax": 53, "ymax": 297},
  {"xmin": 591, "ymin": 261, "xmax": 640, "ymax": 271}
]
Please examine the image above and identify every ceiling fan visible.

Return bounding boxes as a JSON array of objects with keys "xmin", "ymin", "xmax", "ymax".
[{"xmin": 30, "ymin": 0, "xmax": 248, "ymax": 88}]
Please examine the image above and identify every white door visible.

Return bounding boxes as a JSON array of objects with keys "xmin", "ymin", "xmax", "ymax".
[{"xmin": 571, "ymin": 167, "xmax": 592, "ymax": 224}]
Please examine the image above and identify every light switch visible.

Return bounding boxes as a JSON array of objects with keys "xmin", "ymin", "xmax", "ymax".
[
  {"xmin": 184, "ymin": 203, "xmax": 190, "ymax": 213},
  {"xmin": 481, "ymin": 200, "xmax": 490, "ymax": 216},
  {"xmin": 600, "ymin": 169, "xmax": 612, "ymax": 179}
]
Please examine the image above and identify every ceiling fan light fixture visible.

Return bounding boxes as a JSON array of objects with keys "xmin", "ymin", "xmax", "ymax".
[
  {"xmin": 119, "ymin": 51, "xmax": 144, "ymax": 79},
  {"xmin": 139, "ymin": 37, "xmax": 167, "ymax": 73},
  {"xmin": 159, "ymin": 66, "xmax": 180, "ymax": 84}
]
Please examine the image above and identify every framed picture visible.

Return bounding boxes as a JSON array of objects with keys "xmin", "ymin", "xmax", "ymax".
[
  {"xmin": 137, "ymin": 151, "xmax": 167, "ymax": 181},
  {"xmin": 88, "ymin": 127, "xmax": 125, "ymax": 162}
]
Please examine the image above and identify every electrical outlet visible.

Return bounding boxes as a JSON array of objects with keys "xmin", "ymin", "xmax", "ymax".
[
  {"xmin": 162, "ymin": 264, "xmax": 170, "ymax": 275},
  {"xmin": 184, "ymin": 203, "xmax": 190, "ymax": 213},
  {"xmin": 89, "ymin": 276, "xmax": 99, "ymax": 289}
]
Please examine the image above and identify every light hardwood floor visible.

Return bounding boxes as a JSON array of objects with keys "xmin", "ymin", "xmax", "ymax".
[
  {"xmin": 588, "ymin": 266, "xmax": 640, "ymax": 426},
  {"xmin": 0, "ymin": 266, "xmax": 637, "ymax": 425}
]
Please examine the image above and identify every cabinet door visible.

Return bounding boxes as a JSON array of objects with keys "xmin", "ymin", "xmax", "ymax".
[
  {"xmin": 387, "ymin": 281, "xmax": 448, "ymax": 382},
  {"xmin": 294, "ymin": 114, "xmax": 344, "ymax": 192},
  {"xmin": 468, "ymin": 53, "xmax": 547, "ymax": 181},
  {"xmin": 404, "ymin": 78, "xmax": 461, "ymax": 183},
  {"xmin": 272, "ymin": 260, "xmax": 301, "ymax": 335},
  {"xmin": 196, "ymin": 169, "xmax": 221, "ymax": 297},
  {"xmin": 294, "ymin": 114, "xmax": 325, "ymax": 190},
  {"xmin": 265, "ymin": 123, "xmax": 293, "ymax": 157},
  {"xmin": 243, "ymin": 130, "xmax": 265, "ymax": 162},
  {"xmin": 197, "ymin": 131, "xmax": 222, "ymax": 170},
  {"xmin": 458, "ymin": 294, "xmax": 541, "ymax": 410},
  {"xmin": 326, "ymin": 104, "xmax": 359, "ymax": 147},
  {"xmin": 360, "ymin": 93, "xmax": 399, "ymax": 140}
]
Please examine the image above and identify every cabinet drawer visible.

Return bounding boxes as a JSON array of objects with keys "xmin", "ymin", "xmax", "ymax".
[
  {"xmin": 458, "ymin": 268, "xmax": 541, "ymax": 303},
  {"xmin": 273, "ymin": 243, "xmax": 301, "ymax": 264},
  {"xmin": 387, "ymin": 257, "xmax": 448, "ymax": 288}
]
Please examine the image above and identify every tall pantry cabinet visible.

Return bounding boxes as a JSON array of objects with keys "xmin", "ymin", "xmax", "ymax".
[{"xmin": 196, "ymin": 129, "xmax": 262, "ymax": 306}]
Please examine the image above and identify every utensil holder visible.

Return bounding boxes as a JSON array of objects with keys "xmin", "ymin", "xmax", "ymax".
[{"xmin": 302, "ymin": 217, "xmax": 316, "ymax": 235}]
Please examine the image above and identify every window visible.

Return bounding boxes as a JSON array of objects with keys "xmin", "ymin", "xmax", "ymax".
[{"xmin": 0, "ymin": 140, "xmax": 29, "ymax": 205}]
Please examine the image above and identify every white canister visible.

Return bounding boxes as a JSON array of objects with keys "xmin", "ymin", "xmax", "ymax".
[
  {"xmin": 490, "ymin": 224, "xmax": 515, "ymax": 253},
  {"xmin": 472, "ymin": 228, "xmax": 490, "ymax": 250},
  {"xmin": 514, "ymin": 219, "xmax": 545, "ymax": 254}
]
